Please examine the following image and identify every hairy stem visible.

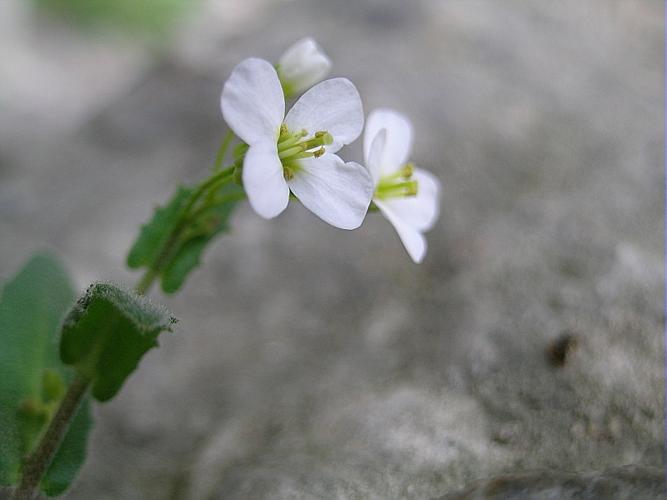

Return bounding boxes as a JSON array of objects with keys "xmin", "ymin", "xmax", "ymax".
[{"xmin": 11, "ymin": 375, "xmax": 90, "ymax": 500}]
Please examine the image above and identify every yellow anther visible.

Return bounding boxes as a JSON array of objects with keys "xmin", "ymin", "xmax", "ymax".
[{"xmin": 320, "ymin": 132, "xmax": 333, "ymax": 145}]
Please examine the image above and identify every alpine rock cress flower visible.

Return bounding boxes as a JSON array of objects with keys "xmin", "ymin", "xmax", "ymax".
[
  {"xmin": 363, "ymin": 108, "xmax": 441, "ymax": 263},
  {"xmin": 221, "ymin": 58, "xmax": 373, "ymax": 230}
]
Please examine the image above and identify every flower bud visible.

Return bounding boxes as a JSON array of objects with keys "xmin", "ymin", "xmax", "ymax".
[{"xmin": 277, "ymin": 38, "xmax": 332, "ymax": 97}]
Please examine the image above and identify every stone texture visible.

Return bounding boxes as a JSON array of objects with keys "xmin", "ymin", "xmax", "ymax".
[
  {"xmin": 438, "ymin": 466, "xmax": 665, "ymax": 500},
  {"xmin": 0, "ymin": 1, "xmax": 663, "ymax": 499}
]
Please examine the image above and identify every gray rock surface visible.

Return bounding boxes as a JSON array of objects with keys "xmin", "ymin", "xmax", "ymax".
[
  {"xmin": 0, "ymin": 1, "xmax": 663, "ymax": 499},
  {"xmin": 438, "ymin": 465, "xmax": 665, "ymax": 500}
]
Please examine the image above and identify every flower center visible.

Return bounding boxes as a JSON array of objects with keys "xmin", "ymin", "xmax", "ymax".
[
  {"xmin": 277, "ymin": 124, "xmax": 333, "ymax": 180},
  {"xmin": 375, "ymin": 163, "xmax": 418, "ymax": 200}
]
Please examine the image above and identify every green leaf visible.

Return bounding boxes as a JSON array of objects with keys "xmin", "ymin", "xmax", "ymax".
[
  {"xmin": 0, "ymin": 254, "xmax": 92, "ymax": 495},
  {"xmin": 127, "ymin": 182, "xmax": 243, "ymax": 295},
  {"xmin": 160, "ymin": 238, "xmax": 209, "ymax": 294},
  {"xmin": 60, "ymin": 283, "xmax": 176, "ymax": 402},
  {"xmin": 126, "ymin": 185, "xmax": 192, "ymax": 270},
  {"xmin": 161, "ymin": 183, "xmax": 243, "ymax": 293}
]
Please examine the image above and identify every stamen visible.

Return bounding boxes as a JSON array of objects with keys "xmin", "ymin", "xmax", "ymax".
[
  {"xmin": 314, "ymin": 131, "xmax": 334, "ymax": 144},
  {"xmin": 290, "ymin": 150, "xmax": 318, "ymax": 160},
  {"xmin": 278, "ymin": 144, "xmax": 306, "ymax": 160},
  {"xmin": 277, "ymin": 133, "xmax": 303, "ymax": 151},
  {"xmin": 405, "ymin": 182, "xmax": 418, "ymax": 196},
  {"xmin": 401, "ymin": 162, "xmax": 414, "ymax": 178},
  {"xmin": 302, "ymin": 132, "xmax": 333, "ymax": 150},
  {"xmin": 383, "ymin": 163, "xmax": 415, "ymax": 182},
  {"xmin": 375, "ymin": 179, "xmax": 419, "ymax": 200},
  {"xmin": 276, "ymin": 125, "xmax": 333, "ymax": 172}
]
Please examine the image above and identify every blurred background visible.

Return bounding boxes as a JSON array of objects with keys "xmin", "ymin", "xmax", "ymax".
[{"xmin": 0, "ymin": 0, "xmax": 664, "ymax": 498}]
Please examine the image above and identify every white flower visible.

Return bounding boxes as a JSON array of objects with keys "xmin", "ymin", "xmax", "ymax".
[
  {"xmin": 277, "ymin": 37, "xmax": 332, "ymax": 97},
  {"xmin": 364, "ymin": 108, "xmax": 441, "ymax": 263},
  {"xmin": 221, "ymin": 58, "xmax": 373, "ymax": 230}
]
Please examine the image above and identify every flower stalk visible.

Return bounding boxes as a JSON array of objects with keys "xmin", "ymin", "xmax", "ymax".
[
  {"xmin": 11, "ymin": 375, "xmax": 90, "ymax": 500},
  {"xmin": 213, "ymin": 129, "xmax": 235, "ymax": 171},
  {"xmin": 134, "ymin": 164, "xmax": 239, "ymax": 295}
]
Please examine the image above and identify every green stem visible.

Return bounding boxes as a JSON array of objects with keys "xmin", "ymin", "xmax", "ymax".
[
  {"xmin": 188, "ymin": 191, "xmax": 247, "ymax": 221},
  {"xmin": 11, "ymin": 375, "xmax": 90, "ymax": 500},
  {"xmin": 182, "ymin": 167, "xmax": 235, "ymax": 217},
  {"xmin": 204, "ymin": 172, "xmax": 236, "ymax": 206},
  {"xmin": 135, "ymin": 267, "xmax": 159, "ymax": 296},
  {"xmin": 133, "ymin": 166, "xmax": 238, "ymax": 296},
  {"xmin": 213, "ymin": 130, "xmax": 234, "ymax": 171}
]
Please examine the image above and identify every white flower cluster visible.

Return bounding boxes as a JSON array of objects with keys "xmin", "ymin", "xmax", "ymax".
[{"xmin": 221, "ymin": 38, "xmax": 441, "ymax": 263}]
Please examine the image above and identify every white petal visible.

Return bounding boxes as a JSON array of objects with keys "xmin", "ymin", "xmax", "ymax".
[
  {"xmin": 284, "ymin": 78, "xmax": 363, "ymax": 153},
  {"xmin": 288, "ymin": 155, "xmax": 373, "ymax": 230},
  {"xmin": 242, "ymin": 141, "xmax": 290, "ymax": 219},
  {"xmin": 375, "ymin": 200, "xmax": 427, "ymax": 263},
  {"xmin": 278, "ymin": 37, "xmax": 332, "ymax": 95},
  {"xmin": 382, "ymin": 167, "xmax": 441, "ymax": 231},
  {"xmin": 221, "ymin": 58, "xmax": 285, "ymax": 145},
  {"xmin": 363, "ymin": 108, "xmax": 413, "ymax": 175},
  {"xmin": 366, "ymin": 128, "xmax": 387, "ymax": 186}
]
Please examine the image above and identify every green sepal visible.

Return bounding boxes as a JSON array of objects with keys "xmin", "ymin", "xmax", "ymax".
[
  {"xmin": 60, "ymin": 283, "xmax": 176, "ymax": 402},
  {"xmin": 0, "ymin": 254, "xmax": 92, "ymax": 495}
]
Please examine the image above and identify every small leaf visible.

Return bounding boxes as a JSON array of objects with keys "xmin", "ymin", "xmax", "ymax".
[
  {"xmin": 60, "ymin": 283, "xmax": 176, "ymax": 402},
  {"xmin": 127, "ymin": 182, "xmax": 243, "ymax": 295},
  {"xmin": 160, "ymin": 238, "xmax": 208, "ymax": 294},
  {"xmin": 0, "ymin": 254, "xmax": 92, "ymax": 495},
  {"xmin": 161, "ymin": 183, "xmax": 244, "ymax": 293},
  {"xmin": 127, "ymin": 185, "xmax": 192, "ymax": 270}
]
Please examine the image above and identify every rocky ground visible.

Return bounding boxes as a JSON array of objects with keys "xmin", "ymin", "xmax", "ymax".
[{"xmin": 0, "ymin": 1, "xmax": 664, "ymax": 499}]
